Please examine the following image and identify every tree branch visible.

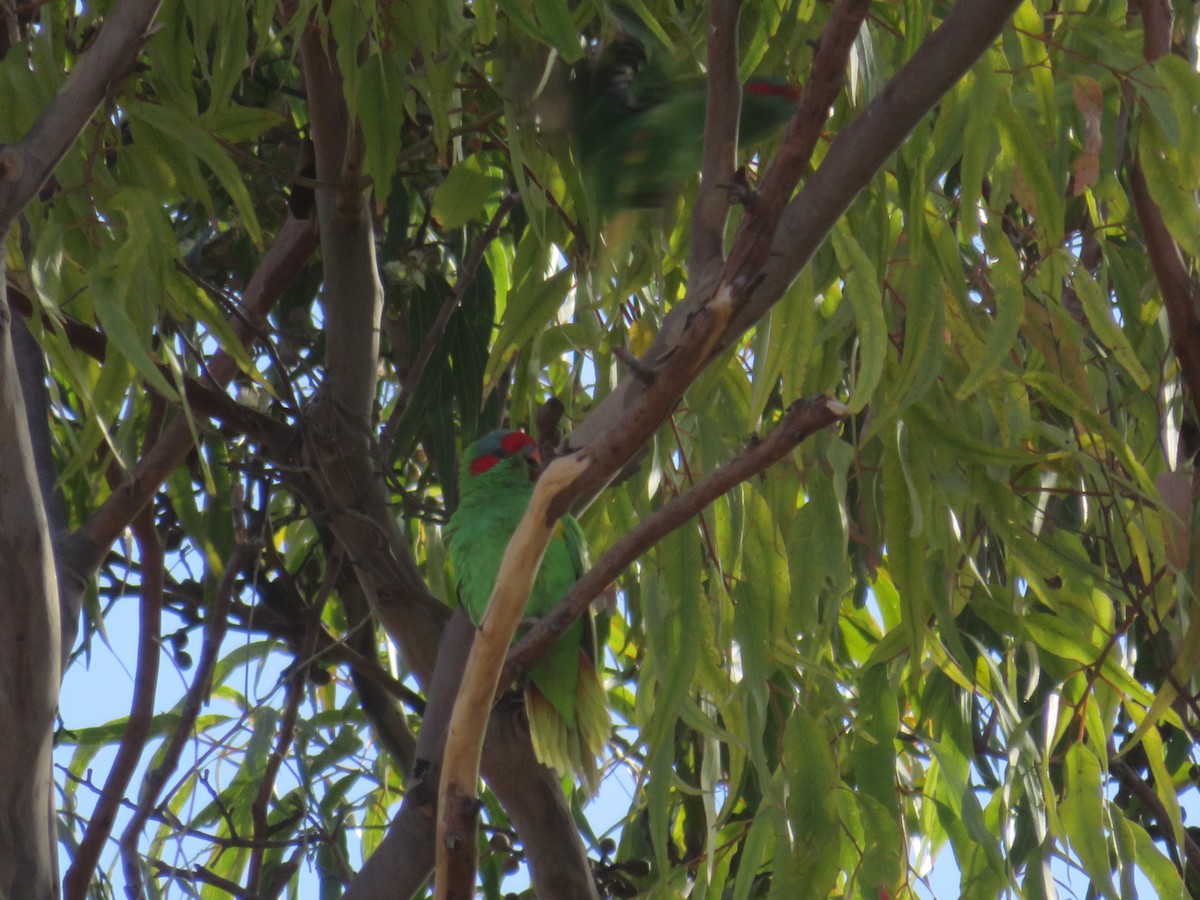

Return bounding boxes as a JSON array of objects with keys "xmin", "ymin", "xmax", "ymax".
[
  {"xmin": 119, "ymin": 540, "xmax": 259, "ymax": 898},
  {"xmin": 63, "ymin": 500, "xmax": 163, "ymax": 900},
  {"xmin": 381, "ymin": 192, "xmax": 522, "ymax": 460},
  {"xmin": 688, "ymin": 0, "xmax": 742, "ymax": 273},
  {"xmin": 737, "ymin": 0, "xmax": 1023, "ymax": 333},
  {"xmin": 0, "ymin": 293, "xmax": 61, "ymax": 899},
  {"xmin": 296, "ymin": 22, "xmax": 596, "ymax": 897},
  {"xmin": 564, "ymin": 0, "xmax": 1023, "ymax": 518},
  {"xmin": 74, "ymin": 213, "xmax": 318, "ymax": 608},
  {"xmin": 247, "ymin": 669, "xmax": 305, "ymax": 897},
  {"xmin": 1111, "ymin": 756, "xmax": 1200, "ymax": 880},
  {"xmin": 337, "ymin": 567, "xmax": 418, "ymax": 770},
  {"xmin": 1128, "ymin": 0, "xmax": 1200, "ymax": 410},
  {"xmin": 0, "ymin": 0, "xmax": 163, "ymax": 229},
  {"xmin": 506, "ymin": 396, "xmax": 847, "ymax": 683},
  {"xmin": 721, "ymin": 0, "xmax": 871, "ymax": 282}
]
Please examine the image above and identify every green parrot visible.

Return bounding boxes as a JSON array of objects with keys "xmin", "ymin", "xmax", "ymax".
[
  {"xmin": 444, "ymin": 429, "xmax": 609, "ymax": 791},
  {"xmin": 578, "ymin": 78, "xmax": 801, "ymax": 215},
  {"xmin": 569, "ymin": 23, "xmax": 802, "ymax": 217}
]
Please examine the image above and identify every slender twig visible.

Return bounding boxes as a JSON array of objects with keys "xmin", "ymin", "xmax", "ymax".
[
  {"xmin": 63, "ymin": 500, "xmax": 164, "ymax": 899},
  {"xmin": 148, "ymin": 859, "xmax": 269, "ymax": 900},
  {"xmin": 721, "ymin": 0, "xmax": 873, "ymax": 284},
  {"xmin": 59, "ymin": 766, "xmax": 322, "ymax": 848},
  {"xmin": 119, "ymin": 538, "xmax": 260, "ymax": 897},
  {"xmin": 246, "ymin": 669, "xmax": 305, "ymax": 895},
  {"xmin": 226, "ymin": 596, "xmax": 426, "ymax": 712},
  {"xmin": 505, "ymin": 397, "xmax": 847, "ymax": 683}
]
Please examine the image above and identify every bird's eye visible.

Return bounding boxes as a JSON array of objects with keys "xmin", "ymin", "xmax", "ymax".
[{"xmin": 525, "ymin": 454, "xmax": 541, "ymax": 479}]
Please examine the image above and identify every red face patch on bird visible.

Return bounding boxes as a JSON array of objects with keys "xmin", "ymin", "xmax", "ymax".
[
  {"xmin": 468, "ymin": 430, "xmax": 540, "ymax": 476},
  {"xmin": 501, "ymin": 431, "xmax": 538, "ymax": 457}
]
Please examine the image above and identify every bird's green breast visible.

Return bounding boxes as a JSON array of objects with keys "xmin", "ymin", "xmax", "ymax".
[{"xmin": 445, "ymin": 469, "xmax": 584, "ymax": 624}]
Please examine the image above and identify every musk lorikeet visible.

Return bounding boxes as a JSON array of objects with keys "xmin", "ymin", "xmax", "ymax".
[
  {"xmin": 567, "ymin": 22, "xmax": 802, "ymax": 217},
  {"xmin": 444, "ymin": 429, "xmax": 609, "ymax": 791},
  {"xmin": 576, "ymin": 77, "xmax": 802, "ymax": 216}
]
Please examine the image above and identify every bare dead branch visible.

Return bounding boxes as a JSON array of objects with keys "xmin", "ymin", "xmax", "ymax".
[{"xmin": 434, "ymin": 451, "xmax": 592, "ymax": 899}]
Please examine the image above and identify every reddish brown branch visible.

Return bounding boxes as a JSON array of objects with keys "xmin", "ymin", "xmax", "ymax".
[
  {"xmin": 6, "ymin": 283, "xmax": 108, "ymax": 361},
  {"xmin": 689, "ymin": 0, "xmax": 742, "ymax": 271},
  {"xmin": 506, "ymin": 396, "xmax": 847, "ymax": 682},
  {"xmin": 1130, "ymin": 169, "xmax": 1200, "ymax": 406},
  {"xmin": 1129, "ymin": 0, "xmax": 1200, "ymax": 409},
  {"xmin": 723, "ymin": 0, "xmax": 872, "ymax": 282}
]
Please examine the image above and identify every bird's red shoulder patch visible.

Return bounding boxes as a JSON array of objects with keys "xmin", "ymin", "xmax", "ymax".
[{"xmin": 470, "ymin": 454, "xmax": 501, "ymax": 475}]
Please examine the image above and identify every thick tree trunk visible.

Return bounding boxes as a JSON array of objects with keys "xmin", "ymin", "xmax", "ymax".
[{"xmin": 0, "ymin": 272, "xmax": 62, "ymax": 899}]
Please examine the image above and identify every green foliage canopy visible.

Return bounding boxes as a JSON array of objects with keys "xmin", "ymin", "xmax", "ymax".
[{"xmin": 1, "ymin": 1, "xmax": 1199, "ymax": 898}]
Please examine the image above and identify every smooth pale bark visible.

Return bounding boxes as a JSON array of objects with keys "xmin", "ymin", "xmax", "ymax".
[
  {"xmin": 0, "ymin": 274, "xmax": 62, "ymax": 898},
  {"xmin": 0, "ymin": 3, "xmax": 166, "ymax": 888}
]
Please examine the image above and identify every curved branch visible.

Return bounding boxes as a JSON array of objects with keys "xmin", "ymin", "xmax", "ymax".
[
  {"xmin": 119, "ymin": 539, "xmax": 258, "ymax": 897},
  {"xmin": 564, "ymin": 0, "xmax": 1023, "ymax": 516},
  {"xmin": 0, "ymin": 0, "xmax": 163, "ymax": 229},
  {"xmin": 506, "ymin": 396, "xmax": 847, "ymax": 683},
  {"xmin": 63, "ymin": 502, "xmax": 163, "ymax": 899}
]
